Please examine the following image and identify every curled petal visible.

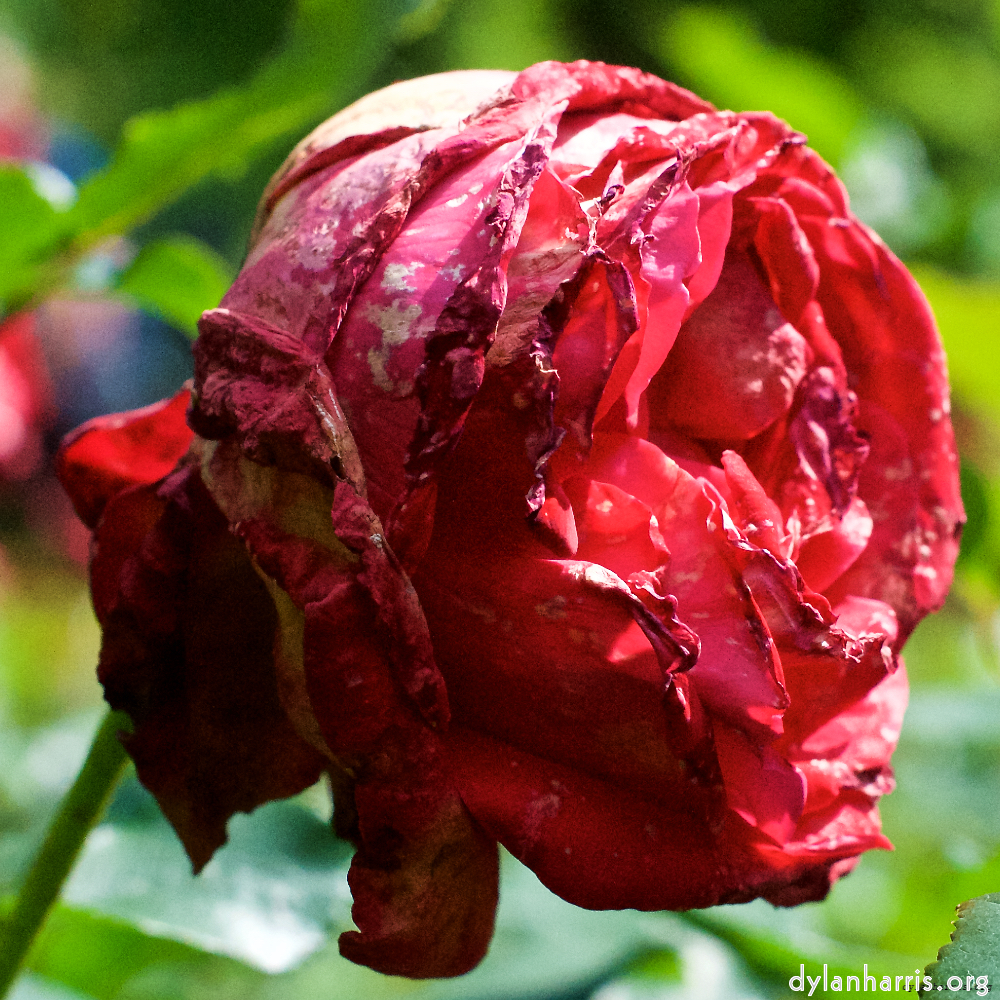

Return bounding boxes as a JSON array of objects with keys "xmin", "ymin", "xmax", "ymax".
[
  {"xmin": 550, "ymin": 251, "xmax": 640, "ymax": 452},
  {"xmin": 57, "ymin": 388, "xmax": 194, "ymax": 528},
  {"xmin": 797, "ymin": 206, "xmax": 963, "ymax": 637},
  {"xmin": 341, "ymin": 763, "xmax": 499, "ymax": 978},
  {"xmin": 713, "ymin": 722, "xmax": 806, "ymax": 845}
]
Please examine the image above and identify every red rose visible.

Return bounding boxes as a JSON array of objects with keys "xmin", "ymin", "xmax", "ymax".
[{"xmin": 58, "ymin": 62, "xmax": 963, "ymax": 979}]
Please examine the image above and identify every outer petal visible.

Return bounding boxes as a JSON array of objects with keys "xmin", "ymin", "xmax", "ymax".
[
  {"xmin": 783, "ymin": 151, "xmax": 963, "ymax": 637},
  {"xmin": 57, "ymin": 388, "xmax": 193, "ymax": 528},
  {"xmin": 414, "ymin": 552, "xmax": 707, "ymax": 805},
  {"xmin": 91, "ymin": 463, "xmax": 326, "ymax": 870},
  {"xmin": 444, "ymin": 725, "xmax": 872, "ymax": 911},
  {"xmin": 328, "ymin": 137, "xmax": 552, "ymax": 517},
  {"xmin": 255, "ymin": 70, "xmax": 517, "ymax": 238}
]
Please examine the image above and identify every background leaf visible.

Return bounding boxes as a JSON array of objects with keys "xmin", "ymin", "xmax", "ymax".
[
  {"xmin": 116, "ymin": 236, "xmax": 234, "ymax": 338},
  {"xmin": 655, "ymin": 5, "xmax": 866, "ymax": 165},
  {"xmin": 911, "ymin": 267, "xmax": 1000, "ymax": 428},
  {"xmin": 925, "ymin": 894, "xmax": 1000, "ymax": 995},
  {"xmin": 1, "ymin": 0, "xmax": 412, "ymax": 311},
  {"xmin": 22, "ymin": 903, "xmax": 263, "ymax": 1000},
  {"xmin": 0, "ymin": 167, "xmax": 67, "ymax": 313}
]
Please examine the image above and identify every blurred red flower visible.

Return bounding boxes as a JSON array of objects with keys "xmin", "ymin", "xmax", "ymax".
[
  {"xmin": 0, "ymin": 35, "xmax": 47, "ymax": 161},
  {"xmin": 58, "ymin": 62, "xmax": 963, "ymax": 978},
  {"xmin": 1, "ymin": 40, "xmax": 53, "ymax": 486},
  {"xmin": 0, "ymin": 313, "xmax": 54, "ymax": 482}
]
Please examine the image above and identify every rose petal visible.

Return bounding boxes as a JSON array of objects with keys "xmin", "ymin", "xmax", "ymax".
[
  {"xmin": 223, "ymin": 480, "xmax": 496, "ymax": 977},
  {"xmin": 650, "ymin": 251, "xmax": 811, "ymax": 441},
  {"xmin": 561, "ymin": 434, "xmax": 789, "ymax": 738},
  {"xmin": 550, "ymin": 252, "xmax": 640, "ymax": 452},
  {"xmin": 746, "ymin": 194, "xmax": 820, "ymax": 328},
  {"xmin": 92, "ymin": 466, "xmax": 326, "ymax": 871},
  {"xmin": 415, "ymin": 551, "xmax": 705, "ymax": 800},
  {"xmin": 444, "ymin": 724, "xmax": 861, "ymax": 911},
  {"xmin": 714, "ymin": 722, "xmax": 806, "ymax": 844},
  {"xmin": 57, "ymin": 388, "xmax": 193, "ymax": 528},
  {"xmin": 798, "ymin": 206, "xmax": 963, "ymax": 638},
  {"xmin": 795, "ymin": 497, "xmax": 873, "ymax": 593}
]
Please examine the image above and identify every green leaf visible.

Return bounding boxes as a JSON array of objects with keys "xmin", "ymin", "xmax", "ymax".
[
  {"xmin": 0, "ymin": 574, "xmax": 102, "ymax": 729},
  {"xmin": 441, "ymin": 0, "xmax": 573, "ymax": 73},
  {"xmin": 395, "ymin": 0, "xmax": 450, "ymax": 45},
  {"xmin": 9, "ymin": 972, "xmax": 96, "ymax": 1000},
  {"xmin": 925, "ymin": 894, "xmax": 1000, "ymax": 995},
  {"xmin": 0, "ymin": 0, "xmax": 407, "ymax": 311},
  {"xmin": 0, "ymin": 167, "xmax": 67, "ymax": 314},
  {"xmin": 18, "ymin": 901, "xmax": 264, "ymax": 1000},
  {"xmin": 58, "ymin": 775, "xmax": 683, "ymax": 999},
  {"xmin": 64, "ymin": 0, "xmax": 401, "ymax": 247},
  {"xmin": 117, "ymin": 235, "xmax": 235, "ymax": 338},
  {"xmin": 64, "ymin": 87, "xmax": 326, "ymax": 246},
  {"xmin": 910, "ymin": 266, "xmax": 1000, "ymax": 428},
  {"xmin": 957, "ymin": 460, "xmax": 990, "ymax": 568},
  {"xmin": 682, "ymin": 904, "xmax": 922, "ymax": 987},
  {"xmin": 855, "ymin": 28, "xmax": 1000, "ymax": 160},
  {"xmin": 62, "ymin": 788, "xmax": 353, "ymax": 974},
  {"xmin": 655, "ymin": 6, "xmax": 867, "ymax": 165}
]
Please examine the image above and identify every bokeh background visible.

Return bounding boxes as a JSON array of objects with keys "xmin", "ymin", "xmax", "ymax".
[{"xmin": 1, "ymin": 1, "xmax": 999, "ymax": 997}]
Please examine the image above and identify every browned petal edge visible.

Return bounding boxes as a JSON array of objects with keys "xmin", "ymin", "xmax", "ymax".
[{"xmin": 200, "ymin": 436, "xmax": 497, "ymax": 977}]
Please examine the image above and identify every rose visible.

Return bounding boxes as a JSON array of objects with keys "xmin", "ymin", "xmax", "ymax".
[{"xmin": 58, "ymin": 61, "xmax": 964, "ymax": 979}]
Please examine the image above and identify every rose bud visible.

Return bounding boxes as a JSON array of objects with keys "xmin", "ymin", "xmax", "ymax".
[{"xmin": 57, "ymin": 61, "xmax": 964, "ymax": 978}]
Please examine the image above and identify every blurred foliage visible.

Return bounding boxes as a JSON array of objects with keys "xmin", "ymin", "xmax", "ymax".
[
  {"xmin": 6, "ymin": 0, "xmax": 294, "ymax": 143},
  {"xmin": 116, "ymin": 236, "xmax": 233, "ymax": 339},
  {"xmin": 0, "ymin": 0, "xmax": 999, "ymax": 997},
  {"xmin": 658, "ymin": 7, "xmax": 867, "ymax": 165}
]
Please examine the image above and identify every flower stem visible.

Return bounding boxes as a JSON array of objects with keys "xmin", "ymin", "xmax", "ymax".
[{"xmin": 0, "ymin": 709, "xmax": 130, "ymax": 996}]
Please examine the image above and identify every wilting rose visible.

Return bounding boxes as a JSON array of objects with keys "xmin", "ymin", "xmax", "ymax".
[{"xmin": 58, "ymin": 62, "xmax": 963, "ymax": 978}]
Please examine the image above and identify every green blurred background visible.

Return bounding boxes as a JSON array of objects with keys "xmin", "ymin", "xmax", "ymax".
[{"xmin": 0, "ymin": 0, "xmax": 999, "ymax": 997}]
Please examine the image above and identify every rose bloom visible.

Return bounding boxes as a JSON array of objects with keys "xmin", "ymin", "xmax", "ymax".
[{"xmin": 58, "ymin": 62, "xmax": 963, "ymax": 978}]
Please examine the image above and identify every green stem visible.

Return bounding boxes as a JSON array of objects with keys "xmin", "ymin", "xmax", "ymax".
[{"xmin": 0, "ymin": 709, "xmax": 129, "ymax": 996}]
